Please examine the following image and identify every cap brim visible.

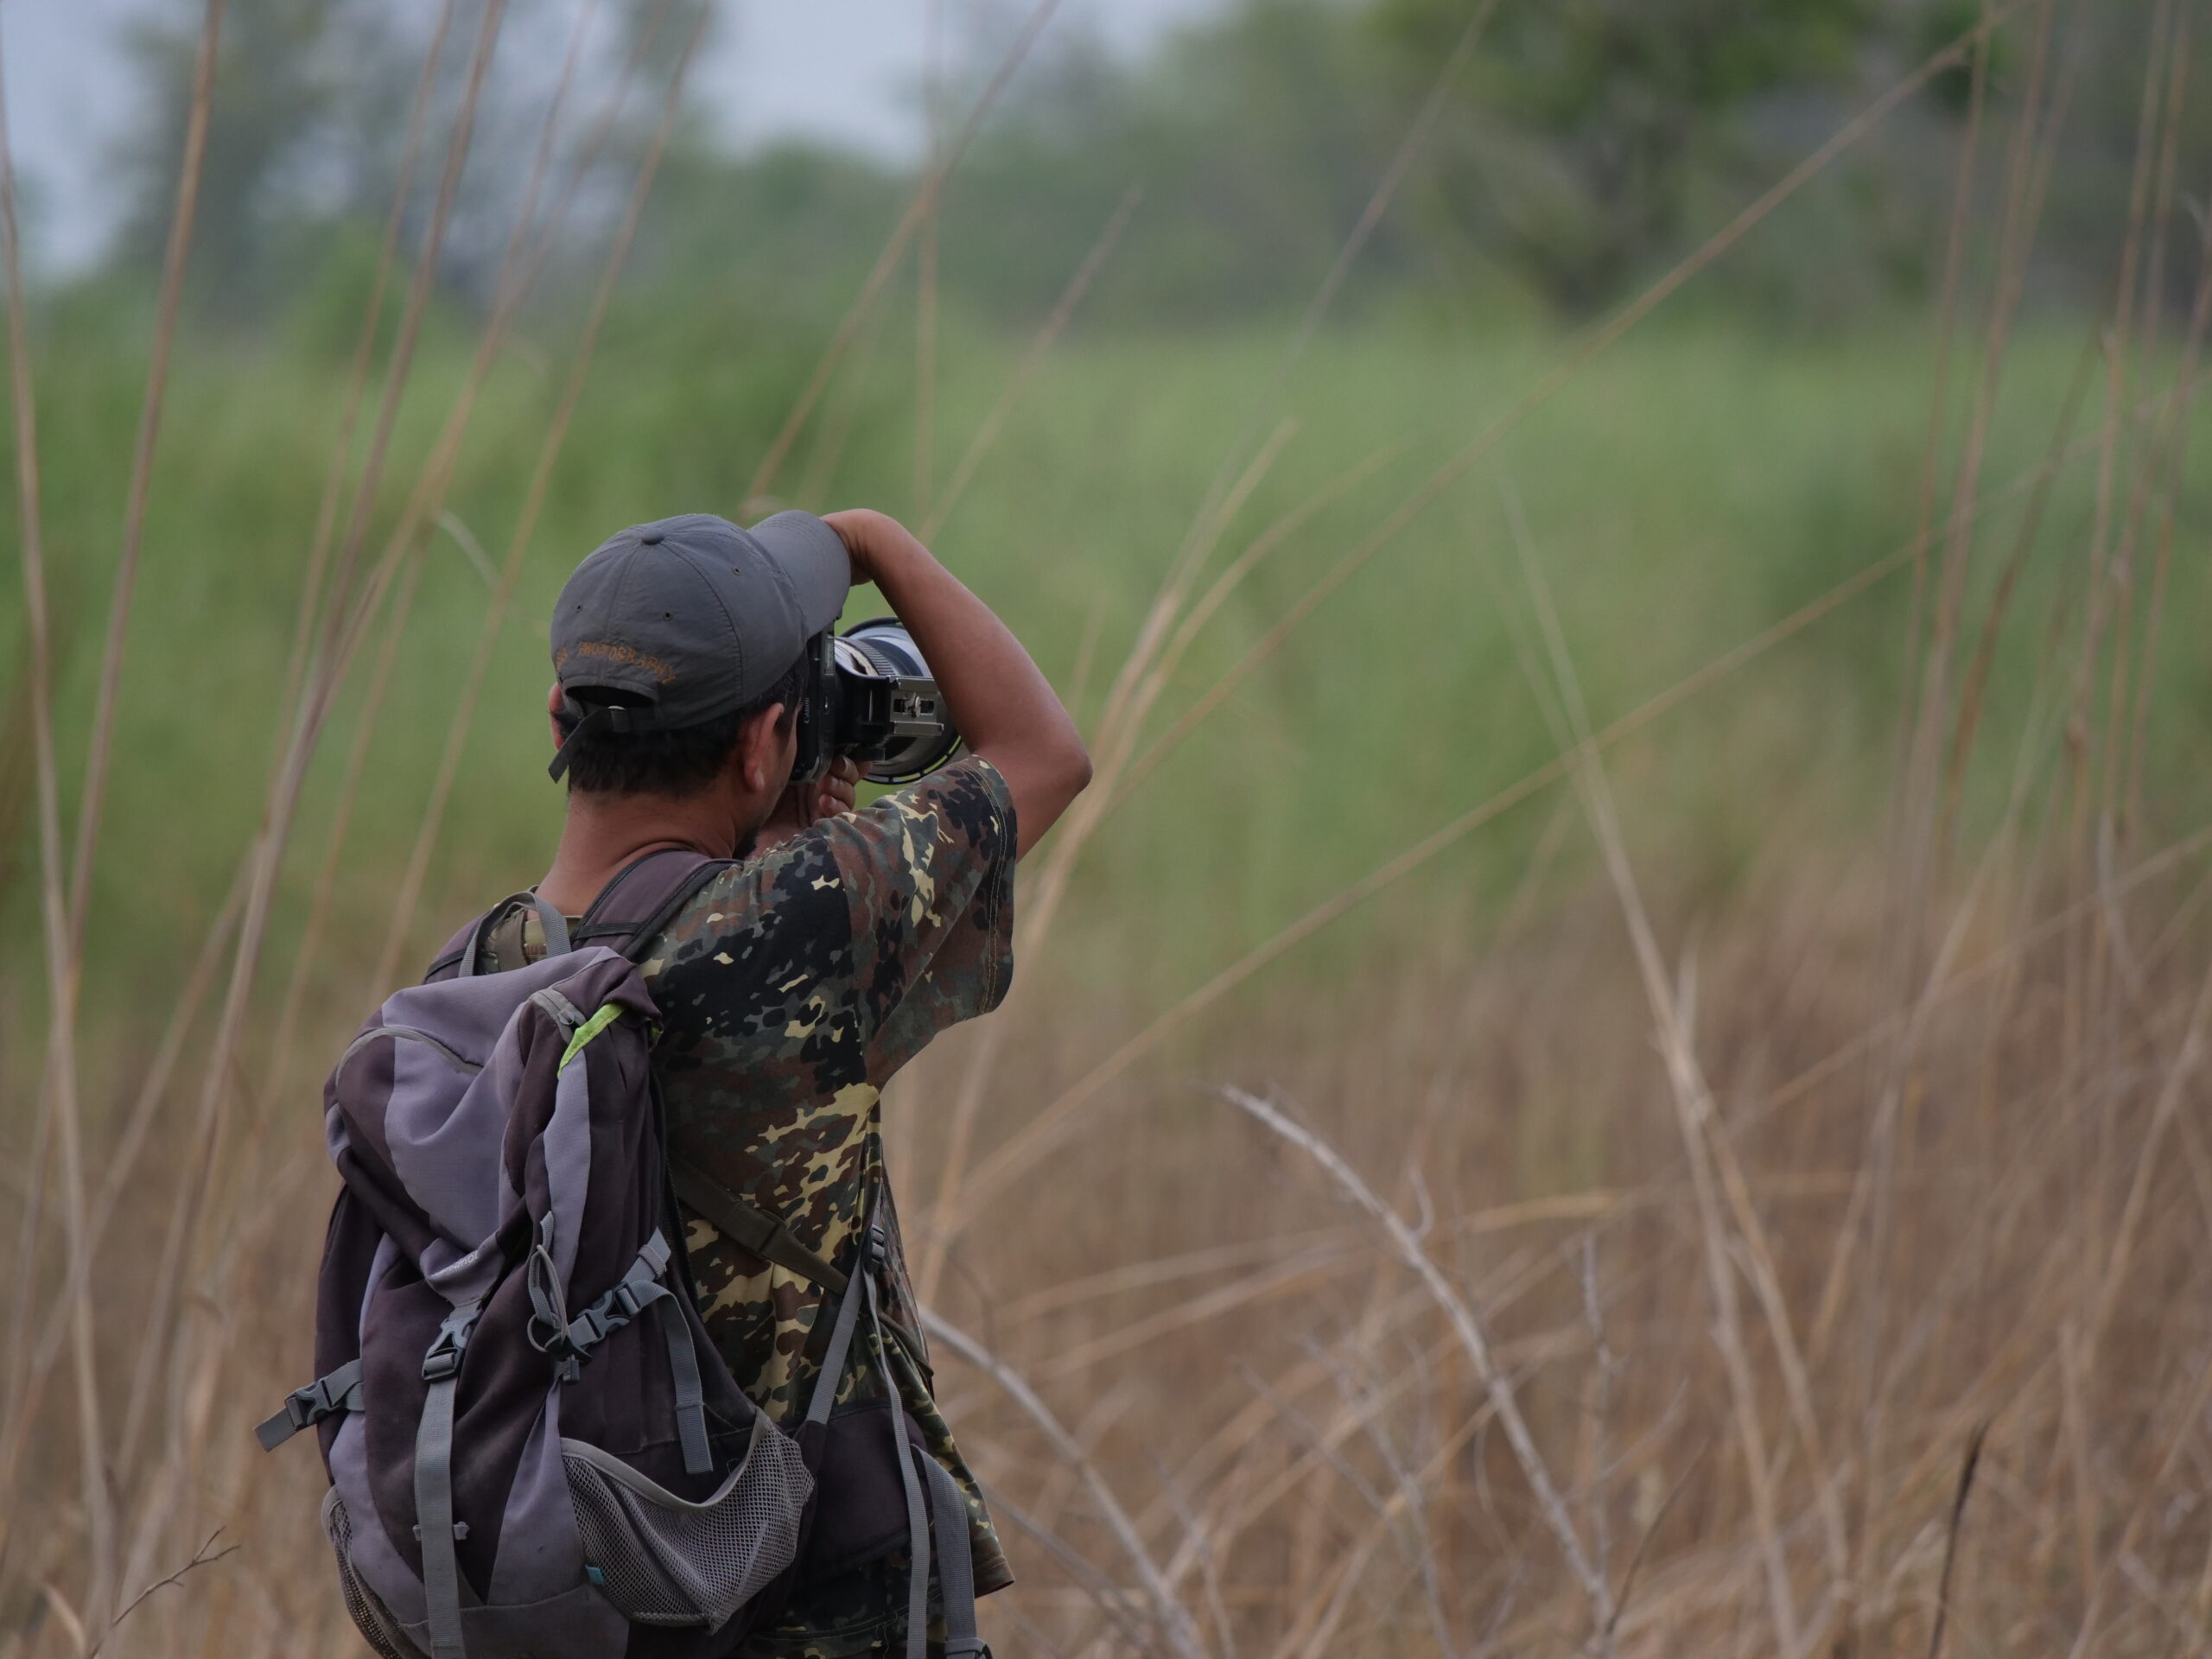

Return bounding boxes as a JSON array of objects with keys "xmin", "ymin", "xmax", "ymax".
[{"xmin": 749, "ymin": 511, "xmax": 852, "ymax": 637}]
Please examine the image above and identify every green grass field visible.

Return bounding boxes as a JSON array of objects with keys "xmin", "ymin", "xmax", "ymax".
[{"xmin": 5, "ymin": 303, "xmax": 2200, "ymax": 1034}]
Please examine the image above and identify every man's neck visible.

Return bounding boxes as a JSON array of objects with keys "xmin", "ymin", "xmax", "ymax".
[{"xmin": 538, "ymin": 794, "xmax": 740, "ymax": 915}]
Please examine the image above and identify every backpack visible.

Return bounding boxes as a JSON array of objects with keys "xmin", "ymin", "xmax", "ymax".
[{"xmin": 258, "ymin": 850, "xmax": 988, "ymax": 1659}]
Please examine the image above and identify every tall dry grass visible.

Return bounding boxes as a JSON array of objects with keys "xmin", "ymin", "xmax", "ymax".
[{"xmin": 4, "ymin": 2, "xmax": 2212, "ymax": 1656}]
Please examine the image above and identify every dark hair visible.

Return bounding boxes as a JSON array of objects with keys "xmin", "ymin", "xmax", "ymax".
[{"xmin": 558, "ymin": 650, "xmax": 810, "ymax": 798}]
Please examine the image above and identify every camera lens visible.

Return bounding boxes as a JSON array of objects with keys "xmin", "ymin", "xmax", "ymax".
[{"xmin": 833, "ymin": 620, "xmax": 962, "ymax": 785}]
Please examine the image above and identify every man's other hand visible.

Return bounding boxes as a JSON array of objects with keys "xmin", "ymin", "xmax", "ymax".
[{"xmin": 753, "ymin": 756, "xmax": 861, "ymax": 855}]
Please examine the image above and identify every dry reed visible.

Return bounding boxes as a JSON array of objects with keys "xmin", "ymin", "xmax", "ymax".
[{"xmin": 4, "ymin": 3, "xmax": 2211, "ymax": 1656}]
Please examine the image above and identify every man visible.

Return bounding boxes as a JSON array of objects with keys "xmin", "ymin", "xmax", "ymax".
[{"xmin": 467, "ymin": 505, "xmax": 1089, "ymax": 1656}]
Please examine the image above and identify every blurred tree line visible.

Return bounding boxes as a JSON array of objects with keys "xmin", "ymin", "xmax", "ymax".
[{"xmin": 105, "ymin": 0, "xmax": 2212, "ymax": 336}]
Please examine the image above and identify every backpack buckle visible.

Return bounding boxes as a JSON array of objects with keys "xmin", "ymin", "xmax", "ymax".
[
  {"xmin": 290, "ymin": 1373, "xmax": 347, "ymax": 1426},
  {"xmin": 421, "ymin": 1305, "xmax": 481, "ymax": 1382},
  {"xmin": 867, "ymin": 1225, "xmax": 888, "ymax": 1268}
]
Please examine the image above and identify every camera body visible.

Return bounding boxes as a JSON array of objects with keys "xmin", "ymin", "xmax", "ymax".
[{"xmin": 792, "ymin": 619, "xmax": 963, "ymax": 786}]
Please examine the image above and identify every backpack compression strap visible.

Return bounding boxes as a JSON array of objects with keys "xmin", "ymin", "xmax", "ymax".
[
  {"xmin": 670, "ymin": 1156, "xmax": 849, "ymax": 1293},
  {"xmin": 416, "ymin": 1298, "xmax": 485, "ymax": 1659},
  {"xmin": 920, "ymin": 1452, "xmax": 991, "ymax": 1659},
  {"xmin": 798, "ymin": 1201, "xmax": 983, "ymax": 1659}
]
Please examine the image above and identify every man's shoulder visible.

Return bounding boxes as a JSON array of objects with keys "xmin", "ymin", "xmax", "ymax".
[{"xmin": 640, "ymin": 833, "xmax": 854, "ymax": 987}]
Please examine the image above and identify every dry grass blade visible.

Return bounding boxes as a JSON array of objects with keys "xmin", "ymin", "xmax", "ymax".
[
  {"xmin": 65, "ymin": 0, "xmax": 225, "ymax": 950},
  {"xmin": 0, "ymin": 867, "xmax": 243, "ymax": 1551},
  {"xmin": 310, "ymin": 0, "xmax": 512, "ymax": 677},
  {"xmin": 986, "ymin": 1491, "xmax": 1164, "ymax": 1656},
  {"xmin": 0, "ymin": 21, "xmax": 118, "ymax": 1624},
  {"xmin": 916, "ymin": 0, "xmax": 944, "ymax": 524},
  {"xmin": 924, "ymin": 1310, "xmax": 1205, "ymax": 1659},
  {"xmin": 2065, "ymin": 1339, "xmax": 2212, "ymax": 1659},
  {"xmin": 2120, "ymin": 211, "xmax": 2212, "ymax": 832},
  {"xmin": 268, "ymin": 0, "xmax": 605, "ymax": 1089},
  {"xmin": 1220, "ymin": 1086, "xmax": 1614, "ymax": 1631},
  {"xmin": 1925, "ymin": 1423, "xmax": 1987, "ymax": 1659},
  {"xmin": 115, "ymin": 0, "xmax": 515, "ymax": 1485},
  {"xmin": 915, "ymin": 421, "xmax": 1296, "ymax": 1296},
  {"xmin": 1501, "ymin": 485, "xmax": 1851, "ymax": 1595},
  {"xmin": 1501, "ymin": 521, "xmax": 1810, "ymax": 1655},
  {"xmin": 270, "ymin": 0, "xmax": 458, "ymax": 739},
  {"xmin": 747, "ymin": 0, "xmax": 1069, "ymax": 505},
  {"xmin": 371, "ymin": 4, "xmax": 714, "ymax": 995},
  {"xmin": 1897, "ymin": 0, "xmax": 1992, "ymax": 728},
  {"xmin": 2090, "ymin": 951, "xmax": 2212, "ymax": 1347},
  {"xmin": 920, "ymin": 183, "xmax": 1144, "ymax": 543}
]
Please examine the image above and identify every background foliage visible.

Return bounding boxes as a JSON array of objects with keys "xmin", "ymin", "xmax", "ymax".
[{"xmin": 5, "ymin": 1, "xmax": 2212, "ymax": 1655}]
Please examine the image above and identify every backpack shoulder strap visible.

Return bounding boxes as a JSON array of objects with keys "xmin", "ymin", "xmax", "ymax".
[
  {"xmin": 423, "ymin": 850, "xmax": 728, "ymax": 981},
  {"xmin": 423, "ymin": 891, "xmax": 573, "ymax": 981},
  {"xmin": 569, "ymin": 847, "xmax": 734, "ymax": 963}
]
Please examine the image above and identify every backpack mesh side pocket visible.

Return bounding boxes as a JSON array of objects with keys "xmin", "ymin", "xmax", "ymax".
[
  {"xmin": 563, "ymin": 1417, "xmax": 812, "ymax": 1629},
  {"xmin": 321, "ymin": 1488, "xmax": 425, "ymax": 1659}
]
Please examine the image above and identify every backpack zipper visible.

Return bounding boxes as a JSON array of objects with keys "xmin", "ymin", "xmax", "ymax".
[{"xmin": 340, "ymin": 1026, "xmax": 482, "ymax": 1075}]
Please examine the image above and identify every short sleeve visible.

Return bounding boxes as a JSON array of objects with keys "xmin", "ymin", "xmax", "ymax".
[
  {"xmin": 645, "ymin": 754, "xmax": 1018, "ymax": 1117},
  {"xmin": 826, "ymin": 754, "xmax": 1018, "ymax": 1075}
]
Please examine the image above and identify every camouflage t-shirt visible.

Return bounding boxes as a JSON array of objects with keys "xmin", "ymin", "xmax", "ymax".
[{"xmin": 488, "ymin": 754, "xmax": 1018, "ymax": 1627}]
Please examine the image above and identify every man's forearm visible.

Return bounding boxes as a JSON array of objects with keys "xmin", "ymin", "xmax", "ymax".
[{"xmin": 825, "ymin": 511, "xmax": 1090, "ymax": 855}]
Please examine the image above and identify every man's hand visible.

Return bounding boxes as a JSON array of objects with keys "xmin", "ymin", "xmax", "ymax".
[
  {"xmin": 751, "ymin": 756, "xmax": 861, "ymax": 855},
  {"xmin": 821, "ymin": 508, "xmax": 897, "ymax": 586}
]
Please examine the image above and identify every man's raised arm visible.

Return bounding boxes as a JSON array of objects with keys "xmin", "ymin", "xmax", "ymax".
[{"xmin": 823, "ymin": 510, "xmax": 1090, "ymax": 857}]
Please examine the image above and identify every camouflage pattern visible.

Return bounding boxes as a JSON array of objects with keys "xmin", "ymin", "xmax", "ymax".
[
  {"xmin": 486, "ymin": 754, "xmax": 1017, "ymax": 1642},
  {"xmin": 731, "ymin": 1556, "xmax": 950, "ymax": 1658}
]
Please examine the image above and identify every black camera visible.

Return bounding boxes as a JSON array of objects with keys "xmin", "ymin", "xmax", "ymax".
[{"xmin": 792, "ymin": 619, "xmax": 962, "ymax": 786}]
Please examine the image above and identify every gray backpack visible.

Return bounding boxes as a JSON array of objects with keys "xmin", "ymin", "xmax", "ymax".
[{"xmin": 257, "ymin": 854, "xmax": 988, "ymax": 1659}]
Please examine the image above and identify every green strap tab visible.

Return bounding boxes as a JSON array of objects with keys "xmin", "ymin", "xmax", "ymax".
[{"xmin": 558, "ymin": 1003, "xmax": 623, "ymax": 1071}]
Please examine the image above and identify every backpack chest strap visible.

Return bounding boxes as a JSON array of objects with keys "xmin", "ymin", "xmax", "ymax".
[{"xmin": 254, "ymin": 1358, "xmax": 365, "ymax": 1451}]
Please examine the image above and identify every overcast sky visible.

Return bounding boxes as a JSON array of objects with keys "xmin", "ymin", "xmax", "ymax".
[{"xmin": 1, "ymin": 0, "xmax": 1222, "ymax": 270}]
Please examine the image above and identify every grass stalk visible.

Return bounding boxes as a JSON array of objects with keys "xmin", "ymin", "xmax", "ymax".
[
  {"xmin": 0, "ymin": 29, "xmax": 117, "ymax": 1627},
  {"xmin": 370, "ymin": 4, "xmax": 712, "ymax": 995},
  {"xmin": 746, "ymin": 0, "xmax": 1069, "ymax": 505},
  {"xmin": 1221, "ymin": 1086, "xmax": 1614, "ymax": 1631},
  {"xmin": 64, "ymin": 0, "xmax": 225, "ymax": 952},
  {"xmin": 267, "ymin": 0, "xmax": 458, "ymax": 751},
  {"xmin": 1503, "ymin": 516, "xmax": 1804, "ymax": 1656},
  {"xmin": 308, "ymin": 0, "xmax": 512, "ymax": 683},
  {"xmin": 1501, "ymin": 489, "xmax": 1853, "ymax": 1608},
  {"xmin": 114, "ymin": 0, "xmax": 515, "ymax": 1486},
  {"xmin": 915, "ymin": 0, "xmax": 943, "ymax": 525},
  {"xmin": 925, "ymin": 1310, "xmax": 1206, "ymax": 1659},
  {"xmin": 915, "ymin": 423, "xmax": 1295, "ymax": 1299},
  {"xmin": 919, "ymin": 184, "xmax": 1144, "ymax": 544},
  {"xmin": 268, "ymin": 0, "xmax": 605, "ymax": 1089}
]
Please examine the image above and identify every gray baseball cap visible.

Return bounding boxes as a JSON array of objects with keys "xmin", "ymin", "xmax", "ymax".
[{"xmin": 547, "ymin": 511, "xmax": 849, "ymax": 780}]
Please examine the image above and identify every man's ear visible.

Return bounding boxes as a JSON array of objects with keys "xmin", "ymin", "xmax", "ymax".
[
  {"xmin": 547, "ymin": 683, "xmax": 565, "ymax": 751},
  {"xmin": 735, "ymin": 703, "xmax": 791, "ymax": 795}
]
